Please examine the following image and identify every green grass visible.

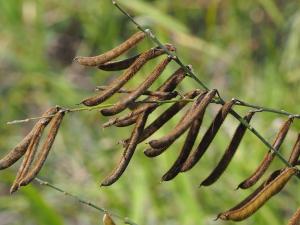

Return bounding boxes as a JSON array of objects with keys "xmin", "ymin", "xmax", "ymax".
[{"xmin": 0, "ymin": 0, "xmax": 300, "ymax": 224}]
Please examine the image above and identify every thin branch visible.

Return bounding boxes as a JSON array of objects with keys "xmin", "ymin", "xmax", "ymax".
[
  {"xmin": 34, "ymin": 178, "xmax": 138, "ymax": 225},
  {"xmin": 111, "ymin": 0, "xmax": 299, "ymax": 170}
]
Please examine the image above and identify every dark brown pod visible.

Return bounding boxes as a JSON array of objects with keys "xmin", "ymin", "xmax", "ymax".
[
  {"xmin": 75, "ymin": 31, "xmax": 146, "ymax": 66},
  {"xmin": 98, "ymin": 53, "xmax": 141, "ymax": 71},
  {"xmin": 17, "ymin": 111, "xmax": 65, "ymax": 189},
  {"xmin": 0, "ymin": 107, "xmax": 59, "ymax": 170},
  {"xmin": 237, "ymin": 117, "xmax": 293, "ymax": 189},
  {"xmin": 96, "ymin": 86, "xmax": 177, "ymax": 98},
  {"xmin": 288, "ymin": 208, "xmax": 300, "ymax": 225},
  {"xmin": 217, "ymin": 167, "xmax": 297, "ymax": 221},
  {"xmin": 144, "ymin": 90, "xmax": 211, "ymax": 157},
  {"xmin": 161, "ymin": 111, "xmax": 205, "ymax": 181},
  {"xmin": 81, "ymin": 44, "xmax": 176, "ymax": 107},
  {"xmin": 100, "ymin": 57, "xmax": 172, "ymax": 116},
  {"xmin": 288, "ymin": 133, "xmax": 300, "ymax": 166},
  {"xmin": 180, "ymin": 99, "xmax": 236, "ymax": 172},
  {"xmin": 120, "ymin": 90, "xmax": 201, "ymax": 147},
  {"xmin": 148, "ymin": 90, "xmax": 216, "ymax": 149},
  {"xmin": 201, "ymin": 111, "xmax": 255, "ymax": 186},
  {"xmin": 104, "ymin": 66, "xmax": 188, "ymax": 128},
  {"xmin": 100, "ymin": 111, "xmax": 148, "ymax": 186}
]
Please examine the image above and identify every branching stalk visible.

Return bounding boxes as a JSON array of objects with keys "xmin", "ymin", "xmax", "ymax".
[{"xmin": 111, "ymin": 0, "xmax": 299, "ymax": 169}]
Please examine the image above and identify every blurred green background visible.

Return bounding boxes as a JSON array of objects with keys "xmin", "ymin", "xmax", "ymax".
[{"xmin": 0, "ymin": 0, "xmax": 300, "ymax": 224}]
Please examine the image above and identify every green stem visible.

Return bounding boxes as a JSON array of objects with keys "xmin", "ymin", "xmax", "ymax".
[{"xmin": 34, "ymin": 178, "xmax": 138, "ymax": 225}]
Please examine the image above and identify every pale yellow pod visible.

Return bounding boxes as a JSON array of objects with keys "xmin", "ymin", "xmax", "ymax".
[
  {"xmin": 103, "ymin": 213, "xmax": 116, "ymax": 225},
  {"xmin": 288, "ymin": 208, "xmax": 300, "ymax": 225}
]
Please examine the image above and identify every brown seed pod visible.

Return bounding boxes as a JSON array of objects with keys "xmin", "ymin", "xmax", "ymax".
[
  {"xmin": 288, "ymin": 134, "xmax": 300, "ymax": 166},
  {"xmin": 200, "ymin": 111, "xmax": 255, "ymax": 186},
  {"xmin": 81, "ymin": 44, "xmax": 176, "ymax": 107},
  {"xmin": 96, "ymin": 86, "xmax": 177, "ymax": 98},
  {"xmin": 0, "ymin": 107, "xmax": 59, "ymax": 170},
  {"xmin": 288, "ymin": 208, "xmax": 300, "ymax": 225},
  {"xmin": 103, "ymin": 213, "xmax": 116, "ymax": 225},
  {"xmin": 217, "ymin": 167, "xmax": 297, "ymax": 221},
  {"xmin": 17, "ymin": 111, "xmax": 65, "ymax": 189},
  {"xmin": 98, "ymin": 53, "xmax": 141, "ymax": 71},
  {"xmin": 180, "ymin": 99, "xmax": 236, "ymax": 172},
  {"xmin": 144, "ymin": 91, "xmax": 210, "ymax": 157},
  {"xmin": 133, "ymin": 89, "xmax": 201, "ymax": 145},
  {"xmin": 101, "ymin": 111, "xmax": 148, "ymax": 186},
  {"xmin": 75, "ymin": 31, "xmax": 146, "ymax": 67},
  {"xmin": 148, "ymin": 90, "xmax": 216, "ymax": 149},
  {"xmin": 161, "ymin": 112, "xmax": 205, "ymax": 181},
  {"xmin": 100, "ymin": 57, "xmax": 172, "ymax": 116},
  {"xmin": 104, "ymin": 67, "xmax": 188, "ymax": 128},
  {"xmin": 10, "ymin": 126, "xmax": 44, "ymax": 194},
  {"xmin": 237, "ymin": 117, "xmax": 294, "ymax": 189}
]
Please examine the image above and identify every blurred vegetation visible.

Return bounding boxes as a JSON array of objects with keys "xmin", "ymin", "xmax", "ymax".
[{"xmin": 0, "ymin": 0, "xmax": 300, "ymax": 224}]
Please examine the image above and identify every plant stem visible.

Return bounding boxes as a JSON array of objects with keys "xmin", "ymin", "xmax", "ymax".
[{"xmin": 34, "ymin": 178, "xmax": 138, "ymax": 225}]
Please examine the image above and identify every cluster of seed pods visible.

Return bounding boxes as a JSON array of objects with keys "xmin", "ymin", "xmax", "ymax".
[
  {"xmin": 0, "ymin": 107, "xmax": 65, "ymax": 193},
  {"xmin": 2, "ymin": 31, "xmax": 300, "ymax": 223},
  {"xmin": 75, "ymin": 32, "xmax": 300, "ymax": 223}
]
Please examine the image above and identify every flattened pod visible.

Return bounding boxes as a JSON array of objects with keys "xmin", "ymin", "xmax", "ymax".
[
  {"xmin": 180, "ymin": 99, "xmax": 236, "ymax": 172},
  {"xmin": 100, "ymin": 57, "xmax": 172, "ymax": 116},
  {"xmin": 101, "ymin": 111, "xmax": 148, "ymax": 186},
  {"xmin": 103, "ymin": 213, "xmax": 116, "ymax": 225},
  {"xmin": 120, "ymin": 90, "xmax": 201, "ymax": 147},
  {"xmin": 75, "ymin": 31, "xmax": 146, "ymax": 66},
  {"xmin": 162, "ymin": 112, "xmax": 204, "ymax": 181},
  {"xmin": 10, "ymin": 126, "xmax": 44, "ymax": 194},
  {"xmin": 149, "ymin": 90, "xmax": 216, "ymax": 149},
  {"xmin": 0, "ymin": 107, "xmax": 59, "ymax": 170},
  {"xmin": 237, "ymin": 117, "xmax": 293, "ymax": 189},
  {"xmin": 105, "ymin": 66, "xmax": 187, "ymax": 128},
  {"xmin": 96, "ymin": 86, "xmax": 176, "ymax": 98},
  {"xmin": 81, "ymin": 45, "xmax": 176, "ymax": 106},
  {"xmin": 201, "ymin": 111, "xmax": 255, "ymax": 186},
  {"xmin": 218, "ymin": 167, "xmax": 297, "ymax": 221},
  {"xmin": 18, "ymin": 111, "xmax": 65, "ymax": 188},
  {"xmin": 288, "ymin": 134, "xmax": 300, "ymax": 166},
  {"xmin": 288, "ymin": 208, "xmax": 300, "ymax": 225},
  {"xmin": 98, "ymin": 53, "xmax": 141, "ymax": 71}
]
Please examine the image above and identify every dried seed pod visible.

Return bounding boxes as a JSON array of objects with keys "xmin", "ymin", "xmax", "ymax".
[
  {"xmin": 75, "ymin": 31, "xmax": 146, "ymax": 66},
  {"xmin": 81, "ymin": 44, "xmax": 176, "ymax": 106},
  {"xmin": 288, "ymin": 208, "xmax": 300, "ymax": 225},
  {"xmin": 180, "ymin": 99, "xmax": 236, "ymax": 172},
  {"xmin": 104, "ymin": 67, "xmax": 188, "ymax": 128},
  {"xmin": 96, "ymin": 86, "xmax": 177, "ymax": 98},
  {"xmin": 98, "ymin": 53, "xmax": 141, "ymax": 71},
  {"xmin": 0, "ymin": 107, "xmax": 59, "ymax": 170},
  {"xmin": 237, "ymin": 117, "xmax": 294, "ymax": 189},
  {"xmin": 161, "ymin": 113, "xmax": 204, "ymax": 181},
  {"xmin": 10, "ymin": 126, "xmax": 44, "ymax": 193},
  {"xmin": 100, "ymin": 57, "xmax": 172, "ymax": 116},
  {"xmin": 17, "ymin": 111, "xmax": 65, "ymax": 189},
  {"xmin": 133, "ymin": 89, "xmax": 201, "ymax": 145},
  {"xmin": 103, "ymin": 213, "xmax": 116, "ymax": 225},
  {"xmin": 217, "ymin": 167, "xmax": 297, "ymax": 221},
  {"xmin": 148, "ymin": 90, "xmax": 216, "ymax": 149},
  {"xmin": 101, "ymin": 111, "xmax": 148, "ymax": 186},
  {"xmin": 144, "ymin": 91, "xmax": 210, "ymax": 157},
  {"xmin": 288, "ymin": 134, "xmax": 300, "ymax": 166},
  {"xmin": 201, "ymin": 111, "xmax": 255, "ymax": 186}
]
